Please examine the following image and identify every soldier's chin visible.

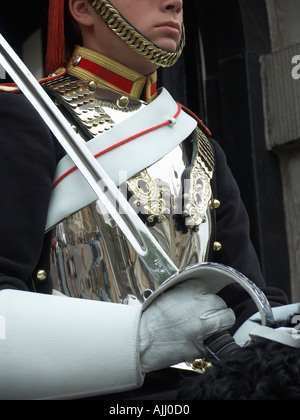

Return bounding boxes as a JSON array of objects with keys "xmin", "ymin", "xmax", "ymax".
[{"xmin": 153, "ymin": 38, "xmax": 180, "ymax": 53}]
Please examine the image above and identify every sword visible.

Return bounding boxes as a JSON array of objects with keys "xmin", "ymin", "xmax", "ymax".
[{"xmin": 0, "ymin": 34, "xmax": 274, "ymax": 326}]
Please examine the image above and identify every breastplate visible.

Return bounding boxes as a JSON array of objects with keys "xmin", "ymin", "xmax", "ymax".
[{"xmin": 46, "ymin": 77, "xmax": 214, "ymax": 303}]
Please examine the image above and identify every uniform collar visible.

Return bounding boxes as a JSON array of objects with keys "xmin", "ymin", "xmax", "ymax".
[{"xmin": 67, "ymin": 46, "xmax": 158, "ymax": 103}]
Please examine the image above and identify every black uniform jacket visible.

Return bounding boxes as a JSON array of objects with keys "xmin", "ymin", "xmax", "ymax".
[{"xmin": 0, "ymin": 92, "xmax": 288, "ymax": 333}]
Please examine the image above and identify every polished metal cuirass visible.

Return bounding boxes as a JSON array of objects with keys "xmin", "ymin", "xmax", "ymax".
[
  {"xmin": 49, "ymin": 144, "xmax": 212, "ymax": 303},
  {"xmin": 45, "ymin": 77, "xmax": 214, "ymax": 303}
]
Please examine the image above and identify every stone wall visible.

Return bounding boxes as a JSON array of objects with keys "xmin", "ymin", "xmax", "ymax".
[{"xmin": 261, "ymin": 0, "xmax": 300, "ymax": 301}]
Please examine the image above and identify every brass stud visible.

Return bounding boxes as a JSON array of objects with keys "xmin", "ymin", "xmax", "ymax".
[
  {"xmin": 117, "ymin": 95, "xmax": 130, "ymax": 108},
  {"xmin": 72, "ymin": 54, "xmax": 82, "ymax": 67},
  {"xmin": 210, "ymin": 199, "xmax": 221, "ymax": 210},
  {"xmin": 213, "ymin": 242, "xmax": 222, "ymax": 252},
  {"xmin": 88, "ymin": 81, "xmax": 97, "ymax": 93},
  {"xmin": 37, "ymin": 270, "xmax": 47, "ymax": 281}
]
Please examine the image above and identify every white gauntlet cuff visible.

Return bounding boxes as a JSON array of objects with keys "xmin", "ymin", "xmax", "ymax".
[{"xmin": 0, "ymin": 290, "xmax": 144, "ymax": 400}]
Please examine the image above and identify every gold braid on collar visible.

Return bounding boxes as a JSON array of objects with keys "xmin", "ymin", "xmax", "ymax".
[{"xmin": 88, "ymin": 0, "xmax": 186, "ymax": 67}]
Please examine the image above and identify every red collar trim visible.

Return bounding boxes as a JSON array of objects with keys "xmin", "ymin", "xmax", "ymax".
[
  {"xmin": 77, "ymin": 57, "xmax": 135, "ymax": 96},
  {"xmin": 67, "ymin": 47, "xmax": 157, "ymax": 102}
]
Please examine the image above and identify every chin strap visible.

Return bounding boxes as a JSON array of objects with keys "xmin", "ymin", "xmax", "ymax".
[{"xmin": 88, "ymin": 0, "xmax": 186, "ymax": 67}]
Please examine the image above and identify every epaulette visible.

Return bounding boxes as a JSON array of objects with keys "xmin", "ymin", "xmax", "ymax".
[
  {"xmin": 180, "ymin": 104, "xmax": 212, "ymax": 138},
  {"xmin": 0, "ymin": 67, "xmax": 67, "ymax": 94}
]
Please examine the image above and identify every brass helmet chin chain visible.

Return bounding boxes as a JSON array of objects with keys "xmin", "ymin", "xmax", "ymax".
[{"xmin": 88, "ymin": 0, "xmax": 186, "ymax": 67}]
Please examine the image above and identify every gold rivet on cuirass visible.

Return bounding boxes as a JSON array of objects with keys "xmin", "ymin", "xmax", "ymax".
[
  {"xmin": 117, "ymin": 95, "xmax": 130, "ymax": 108},
  {"xmin": 88, "ymin": 81, "xmax": 97, "ymax": 93}
]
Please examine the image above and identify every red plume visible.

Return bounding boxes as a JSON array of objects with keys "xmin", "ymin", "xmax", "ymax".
[{"xmin": 44, "ymin": 0, "xmax": 66, "ymax": 76}]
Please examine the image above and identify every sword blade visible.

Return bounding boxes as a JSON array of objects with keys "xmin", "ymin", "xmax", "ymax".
[{"xmin": 0, "ymin": 33, "xmax": 178, "ymax": 285}]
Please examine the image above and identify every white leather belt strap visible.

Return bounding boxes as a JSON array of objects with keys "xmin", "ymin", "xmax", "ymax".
[{"xmin": 45, "ymin": 88, "xmax": 197, "ymax": 231}]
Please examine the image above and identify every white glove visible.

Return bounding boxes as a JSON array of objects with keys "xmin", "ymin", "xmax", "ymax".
[{"xmin": 139, "ymin": 279, "xmax": 235, "ymax": 372}]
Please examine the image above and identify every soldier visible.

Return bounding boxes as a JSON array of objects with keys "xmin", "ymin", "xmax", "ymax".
[{"xmin": 0, "ymin": 0, "xmax": 289, "ymax": 400}]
